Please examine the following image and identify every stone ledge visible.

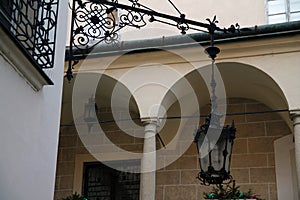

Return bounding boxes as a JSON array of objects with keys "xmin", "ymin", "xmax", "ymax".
[{"xmin": 0, "ymin": 26, "xmax": 53, "ymax": 91}]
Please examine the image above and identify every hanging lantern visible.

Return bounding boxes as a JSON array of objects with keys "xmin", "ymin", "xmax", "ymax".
[
  {"xmin": 194, "ymin": 41, "xmax": 237, "ymax": 187},
  {"xmin": 84, "ymin": 96, "xmax": 98, "ymax": 132},
  {"xmin": 194, "ymin": 114, "xmax": 236, "ymax": 186}
]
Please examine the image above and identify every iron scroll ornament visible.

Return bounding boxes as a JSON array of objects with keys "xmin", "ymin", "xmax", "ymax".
[
  {"xmin": 67, "ymin": 0, "xmax": 241, "ymax": 81},
  {"xmin": 70, "ymin": 0, "xmax": 147, "ymax": 49}
]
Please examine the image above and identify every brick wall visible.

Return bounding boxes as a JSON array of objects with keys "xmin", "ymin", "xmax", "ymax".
[{"xmin": 54, "ymin": 98, "xmax": 291, "ymax": 200}]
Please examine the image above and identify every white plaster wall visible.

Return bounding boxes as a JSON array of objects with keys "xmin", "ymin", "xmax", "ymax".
[
  {"xmin": 0, "ymin": 1, "xmax": 68, "ymax": 200},
  {"xmin": 275, "ymin": 134, "xmax": 299, "ymax": 200},
  {"xmin": 130, "ymin": 0, "xmax": 266, "ymax": 27}
]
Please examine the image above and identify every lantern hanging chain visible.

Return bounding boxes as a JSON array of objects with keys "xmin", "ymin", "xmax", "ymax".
[
  {"xmin": 167, "ymin": 0, "xmax": 182, "ymax": 15},
  {"xmin": 209, "ymin": 28, "xmax": 215, "ymax": 101},
  {"xmin": 210, "ymin": 59, "xmax": 218, "ymax": 115},
  {"xmin": 205, "ymin": 26, "xmax": 224, "ymax": 128}
]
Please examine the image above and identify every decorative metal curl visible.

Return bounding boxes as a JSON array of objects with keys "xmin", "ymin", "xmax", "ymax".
[
  {"xmin": 71, "ymin": 1, "xmax": 117, "ymax": 49},
  {"xmin": 71, "ymin": 0, "xmax": 151, "ymax": 51},
  {"xmin": 196, "ymin": 169, "xmax": 234, "ymax": 188},
  {"xmin": 129, "ymin": 0, "xmax": 140, "ymax": 7},
  {"xmin": 177, "ymin": 14, "xmax": 189, "ymax": 34},
  {"xmin": 224, "ymin": 23, "xmax": 240, "ymax": 34},
  {"xmin": 119, "ymin": 10, "xmax": 147, "ymax": 28}
]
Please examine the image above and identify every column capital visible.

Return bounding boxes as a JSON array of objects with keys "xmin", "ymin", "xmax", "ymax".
[
  {"xmin": 290, "ymin": 109, "xmax": 300, "ymax": 126},
  {"xmin": 290, "ymin": 109, "xmax": 300, "ymax": 119},
  {"xmin": 141, "ymin": 117, "xmax": 160, "ymax": 126}
]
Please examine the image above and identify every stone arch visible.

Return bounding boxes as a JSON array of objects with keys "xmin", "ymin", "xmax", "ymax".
[
  {"xmin": 158, "ymin": 61, "xmax": 291, "ymax": 130},
  {"xmin": 154, "ymin": 62, "xmax": 292, "ymax": 200},
  {"xmin": 150, "ymin": 61, "xmax": 292, "ymax": 159},
  {"xmin": 216, "ymin": 62, "xmax": 290, "ymax": 127},
  {"xmin": 61, "ymin": 72, "xmax": 140, "ymax": 126}
]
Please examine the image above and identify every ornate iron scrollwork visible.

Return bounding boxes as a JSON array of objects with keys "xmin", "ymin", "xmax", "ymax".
[
  {"xmin": 70, "ymin": 0, "xmax": 150, "ymax": 50},
  {"xmin": 67, "ymin": 0, "xmax": 242, "ymax": 81}
]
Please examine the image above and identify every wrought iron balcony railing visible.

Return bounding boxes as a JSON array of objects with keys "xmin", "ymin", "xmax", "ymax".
[{"xmin": 0, "ymin": 0, "xmax": 58, "ymax": 71}]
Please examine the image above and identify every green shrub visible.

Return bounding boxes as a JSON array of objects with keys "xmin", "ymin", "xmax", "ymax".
[{"xmin": 62, "ymin": 192, "xmax": 88, "ymax": 200}]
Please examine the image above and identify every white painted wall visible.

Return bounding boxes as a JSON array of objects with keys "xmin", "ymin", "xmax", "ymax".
[
  {"xmin": 0, "ymin": 1, "xmax": 68, "ymax": 200},
  {"xmin": 275, "ymin": 134, "xmax": 299, "ymax": 200}
]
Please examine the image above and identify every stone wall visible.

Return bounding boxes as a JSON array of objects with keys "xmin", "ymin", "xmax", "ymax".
[
  {"xmin": 154, "ymin": 98, "xmax": 291, "ymax": 200},
  {"xmin": 54, "ymin": 98, "xmax": 291, "ymax": 200}
]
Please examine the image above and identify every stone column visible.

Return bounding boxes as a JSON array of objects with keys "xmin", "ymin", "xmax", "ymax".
[
  {"xmin": 290, "ymin": 110, "xmax": 300, "ymax": 193},
  {"xmin": 140, "ymin": 119, "xmax": 158, "ymax": 200}
]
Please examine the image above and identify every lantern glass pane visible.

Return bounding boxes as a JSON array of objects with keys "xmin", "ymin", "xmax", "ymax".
[
  {"xmin": 197, "ymin": 132, "xmax": 210, "ymax": 171},
  {"xmin": 225, "ymin": 139, "xmax": 234, "ymax": 172},
  {"xmin": 84, "ymin": 104, "xmax": 89, "ymax": 119},
  {"xmin": 84, "ymin": 103, "xmax": 97, "ymax": 122},
  {"xmin": 211, "ymin": 137, "xmax": 226, "ymax": 171},
  {"xmin": 200, "ymin": 151, "xmax": 210, "ymax": 172}
]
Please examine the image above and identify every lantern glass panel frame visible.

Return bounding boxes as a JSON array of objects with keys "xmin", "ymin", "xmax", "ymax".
[
  {"xmin": 194, "ymin": 116, "xmax": 236, "ymax": 186},
  {"xmin": 84, "ymin": 96, "xmax": 98, "ymax": 131}
]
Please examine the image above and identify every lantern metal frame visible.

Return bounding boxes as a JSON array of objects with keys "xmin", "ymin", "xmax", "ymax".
[
  {"xmin": 194, "ymin": 115, "xmax": 236, "ymax": 187},
  {"xmin": 84, "ymin": 95, "xmax": 98, "ymax": 132}
]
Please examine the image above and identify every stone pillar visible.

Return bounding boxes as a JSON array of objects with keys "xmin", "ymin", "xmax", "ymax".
[
  {"xmin": 290, "ymin": 110, "xmax": 300, "ymax": 193},
  {"xmin": 140, "ymin": 119, "xmax": 158, "ymax": 200}
]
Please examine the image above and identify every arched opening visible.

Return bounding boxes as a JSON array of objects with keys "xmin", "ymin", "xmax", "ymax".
[{"xmin": 155, "ymin": 61, "xmax": 292, "ymax": 199}]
